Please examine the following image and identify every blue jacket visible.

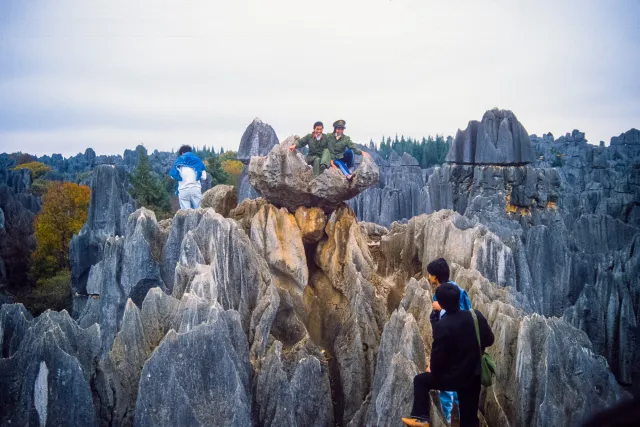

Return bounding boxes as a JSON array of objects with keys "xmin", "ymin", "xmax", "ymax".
[
  {"xmin": 433, "ymin": 280, "xmax": 472, "ymax": 318},
  {"xmin": 170, "ymin": 152, "xmax": 205, "ymax": 194}
]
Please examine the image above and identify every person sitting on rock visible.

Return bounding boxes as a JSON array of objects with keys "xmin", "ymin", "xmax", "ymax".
[
  {"xmin": 288, "ymin": 121, "xmax": 332, "ymax": 176},
  {"xmin": 327, "ymin": 119, "xmax": 371, "ymax": 180},
  {"xmin": 170, "ymin": 145, "xmax": 206, "ymax": 209},
  {"xmin": 426, "ymin": 258, "xmax": 472, "ymax": 425},
  {"xmin": 402, "ymin": 283, "xmax": 494, "ymax": 427}
]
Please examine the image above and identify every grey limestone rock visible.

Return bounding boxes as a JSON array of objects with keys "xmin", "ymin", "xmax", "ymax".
[
  {"xmin": 237, "ymin": 117, "xmax": 280, "ymax": 164},
  {"xmin": 349, "ymin": 152, "xmax": 426, "ymax": 227},
  {"xmin": 0, "ymin": 308, "xmax": 102, "ymax": 427},
  {"xmin": 255, "ymin": 339, "xmax": 333, "ymax": 427},
  {"xmin": 160, "ymin": 208, "xmax": 206, "ymax": 291},
  {"xmin": 248, "ymin": 137, "xmax": 379, "ymax": 213},
  {"xmin": 134, "ymin": 310, "xmax": 252, "ymax": 427},
  {"xmin": 70, "ymin": 164, "xmax": 134, "ymax": 315},
  {"xmin": 363, "ymin": 306, "xmax": 426, "ymax": 427},
  {"xmin": 446, "ymin": 108, "xmax": 536, "ymax": 165},
  {"xmin": 201, "ymin": 184, "xmax": 238, "ymax": 217}
]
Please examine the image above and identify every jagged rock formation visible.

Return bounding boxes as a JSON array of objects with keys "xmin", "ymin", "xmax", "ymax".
[
  {"xmin": 249, "ymin": 137, "xmax": 379, "ymax": 213},
  {"xmin": 70, "ymin": 165, "xmax": 135, "ymax": 316},
  {"xmin": 0, "ymin": 305, "xmax": 103, "ymax": 427},
  {"xmin": 201, "ymin": 184, "xmax": 238, "ymax": 217},
  {"xmin": 355, "ymin": 109, "xmax": 640, "ymax": 393},
  {"xmin": 0, "ymin": 167, "xmax": 38, "ymax": 288},
  {"xmin": 446, "ymin": 108, "xmax": 536, "ymax": 165},
  {"xmin": 375, "ymin": 211, "xmax": 626, "ymax": 426},
  {"xmin": 1, "ymin": 111, "xmax": 635, "ymax": 426},
  {"xmin": 237, "ymin": 118, "xmax": 280, "ymax": 164},
  {"xmin": 38, "ymin": 145, "xmax": 177, "ymax": 182},
  {"xmin": 349, "ymin": 151, "xmax": 430, "ymax": 228},
  {"xmin": 236, "ymin": 118, "xmax": 279, "ymax": 202}
]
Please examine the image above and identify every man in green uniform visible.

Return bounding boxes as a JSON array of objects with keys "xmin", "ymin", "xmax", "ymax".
[
  {"xmin": 289, "ymin": 121, "xmax": 332, "ymax": 176},
  {"xmin": 327, "ymin": 119, "xmax": 370, "ymax": 180}
]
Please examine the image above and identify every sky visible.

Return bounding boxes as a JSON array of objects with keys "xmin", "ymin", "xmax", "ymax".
[{"xmin": 1, "ymin": 0, "xmax": 639, "ymax": 157}]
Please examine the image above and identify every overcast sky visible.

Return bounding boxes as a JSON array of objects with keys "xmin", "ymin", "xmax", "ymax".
[{"xmin": 1, "ymin": 0, "xmax": 638, "ymax": 157}]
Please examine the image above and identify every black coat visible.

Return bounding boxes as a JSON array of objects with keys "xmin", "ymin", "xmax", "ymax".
[{"xmin": 430, "ymin": 309, "xmax": 495, "ymax": 388}]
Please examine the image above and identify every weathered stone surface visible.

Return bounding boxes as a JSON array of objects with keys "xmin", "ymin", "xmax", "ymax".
[
  {"xmin": 237, "ymin": 164, "xmax": 260, "ymax": 202},
  {"xmin": 349, "ymin": 152, "xmax": 428, "ymax": 227},
  {"xmin": 70, "ymin": 164, "xmax": 134, "ymax": 315},
  {"xmin": 229, "ymin": 197, "xmax": 268, "ymax": 232},
  {"xmin": 0, "ymin": 308, "xmax": 102, "ymax": 427},
  {"xmin": 172, "ymin": 209, "xmax": 268, "ymax": 334},
  {"xmin": 446, "ymin": 108, "xmax": 536, "ymax": 165},
  {"xmin": 201, "ymin": 184, "xmax": 238, "ymax": 217},
  {"xmin": 77, "ymin": 236, "xmax": 126, "ymax": 357},
  {"xmin": 294, "ymin": 206, "xmax": 327, "ymax": 244},
  {"xmin": 2, "ymin": 112, "xmax": 636, "ymax": 426},
  {"xmin": 237, "ymin": 117, "xmax": 280, "ymax": 164},
  {"xmin": 306, "ymin": 206, "xmax": 389, "ymax": 425},
  {"xmin": 363, "ymin": 307, "xmax": 425, "ymax": 427},
  {"xmin": 255, "ymin": 339, "xmax": 333, "ymax": 427},
  {"xmin": 250, "ymin": 205, "xmax": 308, "ymax": 345},
  {"xmin": 134, "ymin": 310, "xmax": 252, "ymax": 427},
  {"xmin": 376, "ymin": 209, "xmax": 628, "ymax": 426},
  {"xmin": 160, "ymin": 209, "xmax": 206, "ymax": 291},
  {"xmin": 248, "ymin": 137, "xmax": 379, "ymax": 213},
  {"xmin": 0, "ymin": 184, "xmax": 36, "ymax": 288}
]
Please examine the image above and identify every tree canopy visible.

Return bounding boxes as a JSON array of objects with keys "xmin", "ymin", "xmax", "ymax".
[{"xmin": 30, "ymin": 182, "xmax": 90, "ymax": 280}]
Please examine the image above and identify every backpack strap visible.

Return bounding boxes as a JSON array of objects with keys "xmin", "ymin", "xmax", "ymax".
[{"xmin": 470, "ymin": 309, "xmax": 482, "ymax": 356}]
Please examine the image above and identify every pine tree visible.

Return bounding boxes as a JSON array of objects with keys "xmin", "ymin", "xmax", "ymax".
[
  {"xmin": 206, "ymin": 155, "xmax": 231, "ymax": 186},
  {"xmin": 130, "ymin": 147, "xmax": 171, "ymax": 214}
]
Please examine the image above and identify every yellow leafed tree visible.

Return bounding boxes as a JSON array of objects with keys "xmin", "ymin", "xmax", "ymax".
[
  {"xmin": 12, "ymin": 161, "xmax": 52, "ymax": 179},
  {"xmin": 31, "ymin": 182, "xmax": 91, "ymax": 279},
  {"xmin": 222, "ymin": 159, "xmax": 244, "ymax": 177}
]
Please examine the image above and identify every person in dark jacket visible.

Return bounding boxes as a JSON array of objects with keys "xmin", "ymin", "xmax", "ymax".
[
  {"xmin": 426, "ymin": 258, "xmax": 472, "ymax": 424},
  {"xmin": 402, "ymin": 283, "xmax": 495, "ymax": 427},
  {"xmin": 289, "ymin": 121, "xmax": 332, "ymax": 176}
]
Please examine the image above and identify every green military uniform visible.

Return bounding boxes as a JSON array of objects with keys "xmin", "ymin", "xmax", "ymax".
[
  {"xmin": 295, "ymin": 133, "xmax": 332, "ymax": 176},
  {"xmin": 326, "ymin": 133, "xmax": 362, "ymax": 160}
]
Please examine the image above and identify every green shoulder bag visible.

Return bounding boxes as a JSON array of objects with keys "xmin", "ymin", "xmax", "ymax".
[{"xmin": 470, "ymin": 309, "xmax": 497, "ymax": 387}]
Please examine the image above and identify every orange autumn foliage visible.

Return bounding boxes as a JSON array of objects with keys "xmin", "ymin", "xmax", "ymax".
[{"xmin": 31, "ymin": 182, "xmax": 91, "ymax": 279}]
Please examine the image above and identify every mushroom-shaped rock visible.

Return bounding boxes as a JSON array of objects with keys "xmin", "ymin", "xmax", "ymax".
[
  {"xmin": 248, "ymin": 136, "xmax": 379, "ymax": 213},
  {"xmin": 201, "ymin": 184, "xmax": 237, "ymax": 217}
]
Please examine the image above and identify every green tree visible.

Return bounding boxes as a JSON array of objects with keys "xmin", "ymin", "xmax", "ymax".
[
  {"xmin": 206, "ymin": 155, "xmax": 232, "ymax": 186},
  {"xmin": 130, "ymin": 147, "xmax": 171, "ymax": 215}
]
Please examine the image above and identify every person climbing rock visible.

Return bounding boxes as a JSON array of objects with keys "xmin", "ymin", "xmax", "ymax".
[
  {"xmin": 170, "ymin": 145, "xmax": 206, "ymax": 209},
  {"xmin": 427, "ymin": 258, "xmax": 472, "ymax": 424},
  {"xmin": 288, "ymin": 121, "xmax": 332, "ymax": 176},
  {"xmin": 326, "ymin": 119, "xmax": 370, "ymax": 180},
  {"xmin": 402, "ymin": 283, "xmax": 494, "ymax": 427}
]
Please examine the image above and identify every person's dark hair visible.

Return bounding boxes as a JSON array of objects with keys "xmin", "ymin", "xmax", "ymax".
[
  {"xmin": 313, "ymin": 121, "xmax": 323, "ymax": 128},
  {"xmin": 427, "ymin": 258, "xmax": 450, "ymax": 284},
  {"xmin": 435, "ymin": 283, "xmax": 460, "ymax": 313},
  {"xmin": 178, "ymin": 145, "xmax": 192, "ymax": 156}
]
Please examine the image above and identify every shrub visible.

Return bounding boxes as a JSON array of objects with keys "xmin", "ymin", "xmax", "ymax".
[{"xmin": 27, "ymin": 269, "xmax": 72, "ymax": 315}]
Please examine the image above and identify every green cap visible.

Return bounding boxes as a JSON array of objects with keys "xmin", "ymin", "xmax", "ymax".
[{"xmin": 333, "ymin": 119, "xmax": 346, "ymax": 129}]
